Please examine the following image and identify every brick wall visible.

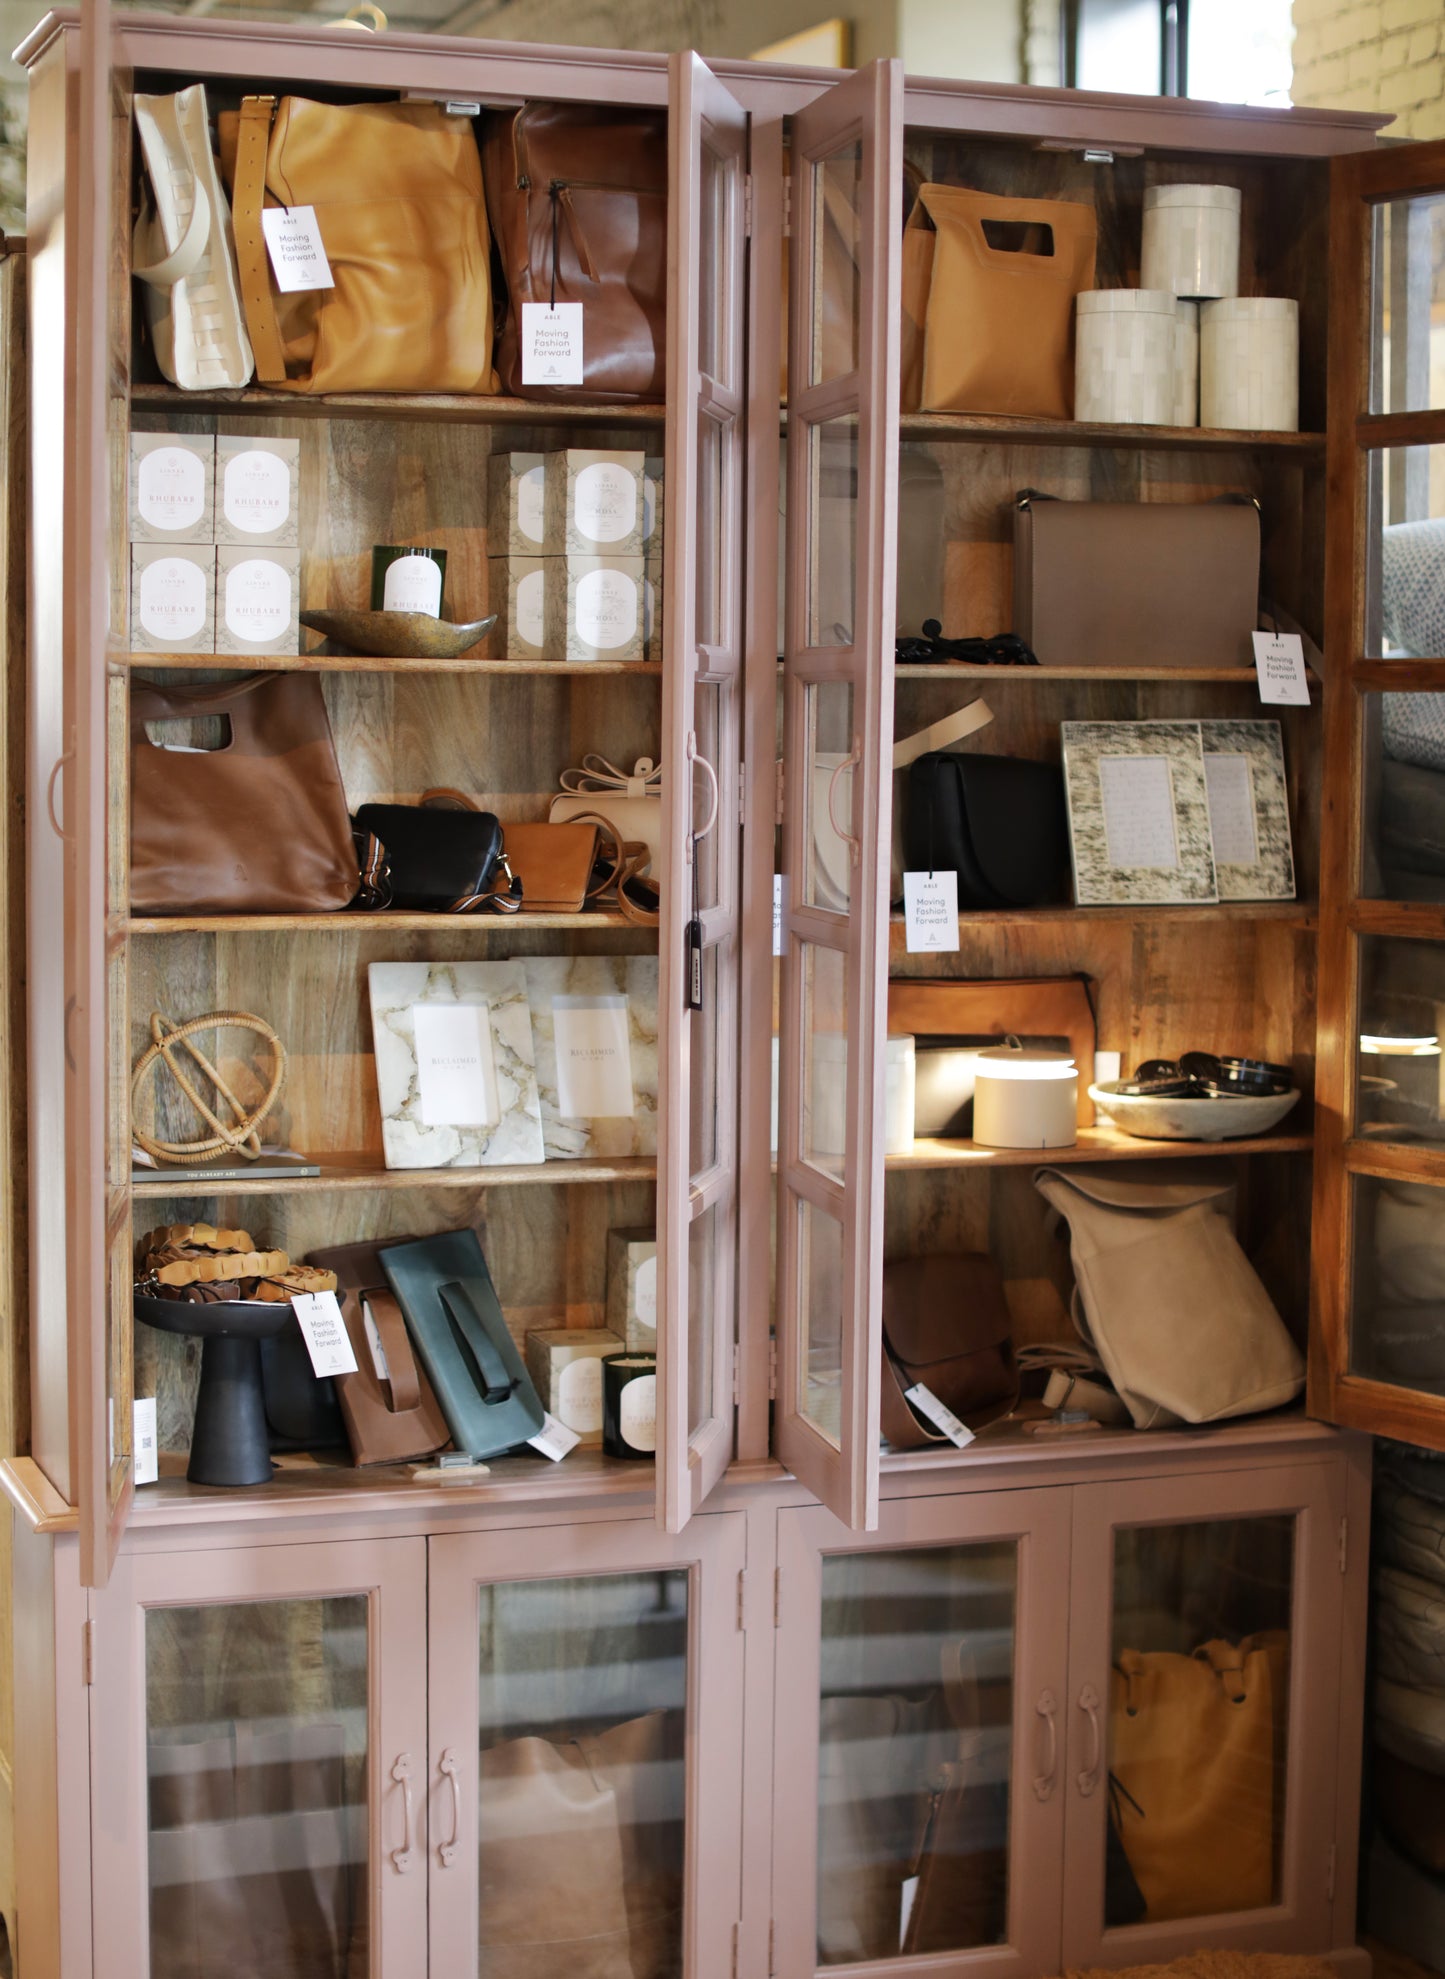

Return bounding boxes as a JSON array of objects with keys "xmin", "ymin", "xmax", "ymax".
[{"xmin": 1291, "ymin": 0, "xmax": 1445, "ymax": 139}]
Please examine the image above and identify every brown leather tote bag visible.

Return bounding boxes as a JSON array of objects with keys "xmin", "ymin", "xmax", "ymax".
[
  {"xmin": 131, "ymin": 673, "xmax": 358, "ymax": 914},
  {"xmin": 880, "ymin": 1253, "xmax": 1019, "ymax": 1450},
  {"xmin": 483, "ymin": 103, "xmax": 667, "ymax": 403},
  {"xmin": 225, "ymin": 95, "xmax": 497, "ymax": 395}
]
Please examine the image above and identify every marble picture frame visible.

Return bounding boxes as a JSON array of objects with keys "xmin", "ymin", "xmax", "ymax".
[
  {"xmin": 1061, "ymin": 720, "xmax": 1219, "ymax": 906},
  {"xmin": 1200, "ymin": 719, "xmax": 1296, "ymax": 902},
  {"xmin": 524, "ymin": 956, "xmax": 659, "ymax": 1158},
  {"xmin": 368, "ymin": 960, "xmax": 545, "ymax": 1170}
]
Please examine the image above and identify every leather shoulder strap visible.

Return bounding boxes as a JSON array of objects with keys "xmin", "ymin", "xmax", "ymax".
[{"xmin": 231, "ymin": 96, "xmax": 287, "ymax": 385}]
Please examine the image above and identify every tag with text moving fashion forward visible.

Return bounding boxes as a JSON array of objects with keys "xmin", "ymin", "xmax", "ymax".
[
  {"xmin": 261, "ymin": 205, "xmax": 335, "ymax": 294},
  {"xmin": 904, "ymin": 1382, "xmax": 975, "ymax": 1448},
  {"xmin": 521, "ymin": 303, "xmax": 584, "ymax": 386},
  {"xmin": 903, "ymin": 870, "xmax": 960, "ymax": 953},
  {"xmin": 1252, "ymin": 630, "xmax": 1310, "ymax": 706},
  {"xmin": 292, "ymin": 1291, "xmax": 359, "ymax": 1379}
]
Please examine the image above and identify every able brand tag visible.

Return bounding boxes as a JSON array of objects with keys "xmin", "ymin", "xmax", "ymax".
[
  {"xmin": 292, "ymin": 1291, "xmax": 359, "ymax": 1379},
  {"xmin": 1252, "ymin": 630, "xmax": 1310, "ymax": 706},
  {"xmin": 903, "ymin": 870, "xmax": 959, "ymax": 953},
  {"xmin": 773, "ymin": 874, "xmax": 785, "ymax": 957},
  {"xmin": 521, "ymin": 302, "xmax": 584, "ymax": 386},
  {"xmin": 528, "ymin": 1412, "xmax": 581, "ymax": 1462},
  {"xmin": 133, "ymin": 1397, "xmax": 159, "ymax": 1486},
  {"xmin": 904, "ymin": 1382, "xmax": 975, "ymax": 1448},
  {"xmin": 261, "ymin": 205, "xmax": 335, "ymax": 294}
]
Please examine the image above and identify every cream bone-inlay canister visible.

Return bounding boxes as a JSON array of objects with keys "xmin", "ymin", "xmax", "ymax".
[{"xmin": 7, "ymin": 8, "xmax": 1429, "ymax": 1977}]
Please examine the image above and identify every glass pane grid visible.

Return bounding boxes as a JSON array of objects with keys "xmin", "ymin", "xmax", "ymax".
[{"xmin": 1371, "ymin": 194, "xmax": 1445, "ymax": 417}]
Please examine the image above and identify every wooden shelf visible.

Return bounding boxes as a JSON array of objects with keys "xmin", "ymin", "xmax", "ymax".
[
  {"xmin": 131, "ymin": 1151, "xmax": 657, "ymax": 1198},
  {"xmin": 126, "ymin": 910, "xmax": 642, "ymax": 933},
  {"xmin": 892, "ymin": 662, "xmax": 1317, "ymax": 686},
  {"xmin": 887, "ymin": 901, "xmax": 1316, "ymax": 930},
  {"xmin": 779, "ymin": 405, "xmax": 1323, "ymax": 453},
  {"xmin": 887, "ymin": 1125, "xmax": 1314, "ymax": 1169},
  {"xmin": 123, "ymin": 652, "xmax": 663, "ymax": 677},
  {"xmin": 131, "ymin": 383, "xmax": 666, "ymax": 427}
]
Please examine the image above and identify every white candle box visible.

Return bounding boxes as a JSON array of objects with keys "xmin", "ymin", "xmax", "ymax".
[
  {"xmin": 487, "ymin": 451, "xmax": 558, "ymax": 556},
  {"xmin": 548, "ymin": 555, "xmax": 647, "ymax": 664},
  {"xmin": 488, "ymin": 555, "xmax": 552, "ymax": 661},
  {"xmin": 642, "ymin": 456, "xmax": 665, "ymax": 558},
  {"xmin": 214, "ymin": 545, "xmax": 301, "ymax": 656},
  {"xmin": 215, "ymin": 436, "xmax": 300, "ymax": 546},
  {"xmin": 129, "ymin": 432, "xmax": 214, "ymax": 545},
  {"xmin": 545, "ymin": 449, "xmax": 647, "ymax": 558},
  {"xmin": 525, "ymin": 1327, "xmax": 624, "ymax": 1444},
  {"xmin": 606, "ymin": 1229, "xmax": 658, "ymax": 1353},
  {"xmin": 130, "ymin": 542, "xmax": 215, "ymax": 653}
]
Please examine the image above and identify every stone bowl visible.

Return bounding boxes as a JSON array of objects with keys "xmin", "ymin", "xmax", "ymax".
[{"xmin": 1089, "ymin": 1081, "xmax": 1301, "ymax": 1142}]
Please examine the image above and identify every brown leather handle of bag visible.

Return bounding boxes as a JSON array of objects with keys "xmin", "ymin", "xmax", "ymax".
[
  {"xmin": 363, "ymin": 1287, "xmax": 421, "ymax": 1413},
  {"xmin": 231, "ymin": 95, "xmax": 288, "ymax": 385}
]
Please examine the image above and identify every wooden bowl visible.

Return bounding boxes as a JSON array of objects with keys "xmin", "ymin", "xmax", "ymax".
[
  {"xmin": 299, "ymin": 608, "xmax": 496, "ymax": 659},
  {"xmin": 1089, "ymin": 1082, "xmax": 1301, "ymax": 1142}
]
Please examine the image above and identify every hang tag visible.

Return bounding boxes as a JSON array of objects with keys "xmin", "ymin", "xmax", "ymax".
[
  {"xmin": 686, "ymin": 920, "xmax": 705, "ymax": 1009},
  {"xmin": 528, "ymin": 1412, "xmax": 581, "ymax": 1462},
  {"xmin": 773, "ymin": 874, "xmax": 785, "ymax": 957},
  {"xmin": 900, "ymin": 1875, "xmax": 919, "ymax": 1950},
  {"xmin": 133, "ymin": 1397, "xmax": 159, "ymax": 1486},
  {"xmin": 360, "ymin": 1299, "xmax": 392, "ymax": 1385},
  {"xmin": 904, "ymin": 1382, "xmax": 975, "ymax": 1448},
  {"xmin": 261, "ymin": 205, "xmax": 335, "ymax": 294},
  {"xmin": 521, "ymin": 302, "xmax": 584, "ymax": 386},
  {"xmin": 903, "ymin": 870, "xmax": 960, "ymax": 953},
  {"xmin": 1252, "ymin": 630, "xmax": 1310, "ymax": 706},
  {"xmin": 292, "ymin": 1291, "xmax": 359, "ymax": 1379}
]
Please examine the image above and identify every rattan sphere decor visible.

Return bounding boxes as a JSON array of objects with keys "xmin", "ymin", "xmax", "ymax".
[{"xmin": 131, "ymin": 1009, "xmax": 287, "ymax": 1163}]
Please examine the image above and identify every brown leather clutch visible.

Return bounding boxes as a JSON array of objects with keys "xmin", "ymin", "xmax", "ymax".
[
  {"xmin": 880, "ymin": 1253, "xmax": 1019, "ymax": 1450},
  {"xmin": 503, "ymin": 821, "xmax": 600, "ymax": 914}
]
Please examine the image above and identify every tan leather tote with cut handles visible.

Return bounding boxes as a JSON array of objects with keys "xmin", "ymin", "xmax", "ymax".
[{"xmin": 224, "ymin": 94, "xmax": 497, "ymax": 395}]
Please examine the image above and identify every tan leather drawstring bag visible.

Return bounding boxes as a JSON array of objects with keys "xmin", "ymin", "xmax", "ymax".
[
  {"xmin": 1110, "ymin": 1636, "xmax": 1280, "ymax": 1922},
  {"xmin": 223, "ymin": 95, "xmax": 497, "ymax": 395},
  {"xmin": 1033, "ymin": 1161, "xmax": 1304, "ymax": 1428},
  {"xmin": 909, "ymin": 184, "xmax": 1096, "ymax": 418}
]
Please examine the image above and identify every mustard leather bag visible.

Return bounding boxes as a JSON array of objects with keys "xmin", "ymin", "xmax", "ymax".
[{"xmin": 225, "ymin": 95, "xmax": 497, "ymax": 395}]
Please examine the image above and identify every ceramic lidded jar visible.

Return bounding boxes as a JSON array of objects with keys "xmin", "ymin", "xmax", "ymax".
[
  {"xmin": 1075, "ymin": 289, "xmax": 1183, "ymax": 426},
  {"xmin": 971, "ymin": 1043, "xmax": 1078, "ymax": 1150},
  {"xmin": 1200, "ymin": 296, "xmax": 1300, "ymax": 433},
  {"xmin": 1141, "ymin": 183, "xmax": 1242, "ymax": 300}
]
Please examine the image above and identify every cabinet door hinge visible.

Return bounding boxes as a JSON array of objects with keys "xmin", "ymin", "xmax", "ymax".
[
  {"xmin": 732, "ymin": 1342, "xmax": 740, "ymax": 1406},
  {"xmin": 1339, "ymin": 1516, "xmax": 1349, "ymax": 1575},
  {"xmin": 782, "ymin": 175, "xmax": 792, "ymax": 237},
  {"xmin": 738, "ymin": 761, "xmax": 747, "ymax": 827},
  {"xmin": 774, "ymin": 759, "xmax": 785, "ymax": 826},
  {"xmin": 768, "ymin": 1336, "xmax": 778, "ymax": 1401},
  {"xmin": 736, "ymin": 1568, "xmax": 748, "ymax": 1631},
  {"xmin": 773, "ymin": 1566, "xmax": 782, "ymax": 1628},
  {"xmin": 82, "ymin": 1617, "xmax": 95, "ymax": 1686},
  {"xmin": 1326, "ymin": 1840, "xmax": 1337, "ymax": 1902},
  {"xmin": 743, "ymin": 176, "xmax": 753, "ymax": 240}
]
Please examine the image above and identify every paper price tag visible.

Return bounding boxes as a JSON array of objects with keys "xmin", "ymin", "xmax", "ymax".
[
  {"xmin": 521, "ymin": 302, "xmax": 584, "ymax": 386},
  {"xmin": 133, "ymin": 1397, "xmax": 159, "ymax": 1486},
  {"xmin": 261, "ymin": 205, "xmax": 334, "ymax": 294},
  {"xmin": 899, "ymin": 1876, "xmax": 920, "ymax": 1950},
  {"xmin": 772, "ymin": 874, "xmax": 785, "ymax": 957},
  {"xmin": 292, "ymin": 1291, "xmax": 359, "ymax": 1379},
  {"xmin": 1252, "ymin": 630, "xmax": 1310, "ymax": 706},
  {"xmin": 360, "ymin": 1299, "xmax": 392, "ymax": 1385},
  {"xmin": 903, "ymin": 870, "xmax": 960, "ymax": 953},
  {"xmin": 904, "ymin": 1382, "xmax": 975, "ymax": 1449},
  {"xmin": 528, "ymin": 1412, "xmax": 581, "ymax": 1462}
]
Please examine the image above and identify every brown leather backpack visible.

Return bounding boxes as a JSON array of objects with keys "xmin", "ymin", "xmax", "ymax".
[{"xmin": 482, "ymin": 103, "xmax": 667, "ymax": 403}]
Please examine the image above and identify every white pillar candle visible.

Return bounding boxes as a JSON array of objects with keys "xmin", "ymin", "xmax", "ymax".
[
  {"xmin": 1141, "ymin": 184, "xmax": 1241, "ymax": 300},
  {"xmin": 972, "ymin": 1045, "xmax": 1078, "ymax": 1150}
]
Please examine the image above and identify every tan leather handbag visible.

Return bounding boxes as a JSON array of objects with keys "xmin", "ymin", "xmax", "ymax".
[
  {"xmin": 482, "ymin": 104, "xmax": 667, "ymax": 403},
  {"xmin": 909, "ymin": 185, "xmax": 1096, "ymax": 417},
  {"xmin": 1033, "ymin": 1161, "xmax": 1305, "ymax": 1427},
  {"xmin": 224, "ymin": 95, "xmax": 497, "ymax": 395},
  {"xmin": 305, "ymin": 1237, "xmax": 451, "ymax": 1468},
  {"xmin": 1013, "ymin": 491, "xmax": 1262, "ymax": 668},
  {"xmin": 1110, "ymin": 1636, "xmax": 1280, "ymax": 1922},
  {"xmin": 130, "ymin": 674, "xmax": 358, "ymax": 915}
]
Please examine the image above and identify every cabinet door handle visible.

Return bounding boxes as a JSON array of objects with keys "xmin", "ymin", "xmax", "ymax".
[
  {"xmin": 1033, "ymin": 1688, "xmax": 1059, "ymax": 1802},
  {"xmin": 46, "ymin": 751, "xmax": 72, "ymax": 841},
  {"xmin": 390, "ymin": 1753, "xmax": 415, "ymax": 1872},
  {"xmin": 687, "ymin": 732, "xmax": 719, "ymax": 849},
  {"xmin": 1076, "ymin": 1683, "xmax": 1102, "ymax": 1798},
  {"xmin": 438, "ymin": 1748, "xmax": 461, "ymax": 1868},
  {"xmin": 827, "ymin": 738, "xmax": 862, "ymax": 867}
]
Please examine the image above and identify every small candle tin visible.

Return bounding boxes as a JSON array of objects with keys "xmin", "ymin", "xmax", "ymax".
[
  {"xmin": 371, "ymin": 546, "xmax": 447, "ymax": 617},
  {"xmin": 602, "ymin": 1352, "xmax": 658, "ymax": 1459}
]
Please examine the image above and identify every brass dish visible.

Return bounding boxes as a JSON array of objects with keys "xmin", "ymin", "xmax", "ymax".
[{"xmin": 299, "ymin": 608, "xmax": 496, "ymax": 659}]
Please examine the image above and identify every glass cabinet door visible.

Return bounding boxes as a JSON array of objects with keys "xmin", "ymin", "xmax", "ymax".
[
  {"xmin": 773, "ymin": 1488, "xmax": 1070, "ymax": 1976},
  {"xmin": 776, "ymin": 60, "xmax": 903, "ymax": 1532},
  {"xmin": 89, "ymin": 1537, "xmax": 428, "ymax": 1979},
  {"xmin": 658, "ymin": 54, "xmax": 750, "ymax": 1530},
  {"xmin": 1312, "ymin": 136, "xmax": 1445, "ymax": 1448},
  {"xmin": 1062, "ymin": 1466, "xmax": 1345, "ymax": 1964},
  {"xmin": 427, "ymin": 1512, "xmax": 747, "ymax": 1979}
]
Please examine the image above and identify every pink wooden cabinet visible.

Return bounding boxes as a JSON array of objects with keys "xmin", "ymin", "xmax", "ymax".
[{"xmin": 7, "ymin": 4, "xmax": 1436, "ymax": 1975}]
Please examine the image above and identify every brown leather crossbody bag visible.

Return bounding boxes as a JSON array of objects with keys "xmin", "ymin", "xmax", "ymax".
[{"xmin": 879, "ymin": 1253, "xmax": 1019, "ymax": 1449}]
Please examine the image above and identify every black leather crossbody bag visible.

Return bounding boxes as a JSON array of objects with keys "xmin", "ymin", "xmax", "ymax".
[
  {"xmin": 904, "ymin": 752, "xmax": 1070, "ymax": 909},
  {"xmin": 351, "ymin": 800, "xmax": 519, "ymax": 913}
]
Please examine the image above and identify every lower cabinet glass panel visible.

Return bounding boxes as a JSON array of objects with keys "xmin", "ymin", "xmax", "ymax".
[
  {"xmin": 145, "ymin": 1596, "xmax": 369, "ymax": 1979},
  {"xmin": 1350, "ymin": 1169, "xmax": 1445, "ymax": 1393},
  {"xmin": 476, "ymin": 1570, "xmax": 688, "ymax": 1978},
  {"xmin": 1107, "ymin": 1518, "xmax": 1293, "ymax": 1927},
  {"xmin": 816, "ymin": 1541, "xmax": 1016, "ymax": 1965}
]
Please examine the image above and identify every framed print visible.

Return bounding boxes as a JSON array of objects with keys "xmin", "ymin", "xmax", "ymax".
[
  {"xmin": 1061, "ymin": 720, "xmax": 1218, "ymax": 906},
  {"xmin": 1200, "ymin": 719, "xmax": 1295, "ymax": 901},
  {"xmin": 368, "ymin": 960, "xmax": 544, "ymax": 1169},
  {"xmin": 524, "ymin": 956, "xmax": 659, "ymax": 1158}
]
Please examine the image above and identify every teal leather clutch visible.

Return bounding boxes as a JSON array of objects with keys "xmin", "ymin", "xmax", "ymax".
[{"xmin": 379, "ymin": 1229, "xmax": 545, "ymax": 1459}]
